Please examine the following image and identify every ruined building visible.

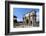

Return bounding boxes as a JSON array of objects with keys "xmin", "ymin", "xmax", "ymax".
[{"xmin": 23, "ymin": 10, "xmax": 37, "ymax": 26}]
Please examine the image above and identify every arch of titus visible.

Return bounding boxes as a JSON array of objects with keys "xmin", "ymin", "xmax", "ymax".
[{"xmin": 23, "ymin": 10, "xmax": 36, "ymax": 26}]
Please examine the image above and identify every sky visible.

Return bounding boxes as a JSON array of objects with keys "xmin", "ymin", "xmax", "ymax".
[{"xmin": 13, "ymin": 8, "xmax": 39, "ymax": 22}]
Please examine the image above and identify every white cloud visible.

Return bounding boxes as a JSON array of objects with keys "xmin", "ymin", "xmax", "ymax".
[{"xmin": 17, "ymin": 18, "xmax": 23, "ymax": 21}]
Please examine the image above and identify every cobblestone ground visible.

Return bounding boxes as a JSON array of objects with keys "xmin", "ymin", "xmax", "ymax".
[{"xmin": 14, "ymin": 23, "xmax": 39, "ymax": 28}]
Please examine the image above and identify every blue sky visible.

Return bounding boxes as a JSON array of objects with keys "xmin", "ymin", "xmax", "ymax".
[{"xmin": 13, "ymin": 8, "xmax": 39, "ymax": 22}]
